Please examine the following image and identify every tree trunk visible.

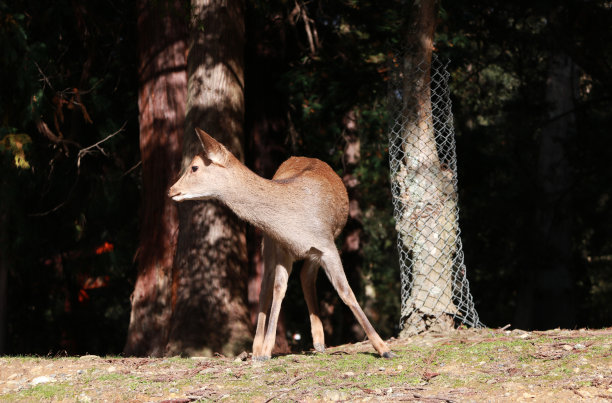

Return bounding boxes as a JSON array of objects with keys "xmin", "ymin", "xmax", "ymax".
[
  {"xmin": 515, "ymin": 51, "xmax": 576, "ymax": 329},
  {"xmin": 340, "ymin": 109, "xmax": 367, "ymax": 343},
  {"xmin": 124, "ymin": 0, "xmax": 187, "ymax": 357},
  {"xmin": 397, "ymin": 0, "xmax": 457, "ymax": 336},
  {"xmin": 166, "ymin": 0, "xmax": 252, "ymax": 357}
]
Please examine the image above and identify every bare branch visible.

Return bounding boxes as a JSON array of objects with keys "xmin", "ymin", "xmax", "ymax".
[
  {"xmin": 288, "ymin": 0, "xmax": 320, "ymax": 56},
  {"xmin": 34, "ymin": 61, "xmax": 54, "ymax": 91},
  {"xmin": 77, "ymin": 122, "xmax": 127, "ymax": 168},
  {"xmin": 122, "ymin": 160, "xmax": 142, "ymax": 177},
  {"xmin": 30, "ymin": 123, "xmax": 127, "ymax": 217}
]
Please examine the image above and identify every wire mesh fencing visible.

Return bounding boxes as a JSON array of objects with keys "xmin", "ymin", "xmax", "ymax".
[{"xmin": 388, "ymin": 52, "xmax": 483, "ymax": 336}]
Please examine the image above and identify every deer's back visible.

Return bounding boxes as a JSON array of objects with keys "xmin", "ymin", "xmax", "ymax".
[{"xmin": 272, "ymin": 157, "xmax": 348, "ymax": 238}]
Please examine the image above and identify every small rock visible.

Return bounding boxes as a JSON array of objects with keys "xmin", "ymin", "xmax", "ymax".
[
  {"xmin": 169, "ymin": 387, "xmax": 179, "ymax": 394},
  {"xmin": 106, "ymin": 366, "xmax": 116, "ymax": 373},
  {"xmin": 522, "ymin": 392, "xmax": 536, "ymax": 398},
  {"xmin": 77, "ymin": 369, "xmax": 85, "ymax": 375},
  {"xmin": 561, "ymin": 344, "xmax": 573, "ymax": 351},
  {"xmin": 324, "ymin": 390, "xmax": 348, "ymax": 401},
  {"xmin": 79, "ymin": 355, "xmax": 100, "ymax": 360},
  {"xmin": 234, "ymin": 351, "xmax": 249, "ymax": 362},
  {"xmin": 574, "ymin": 343, "xmax": 586, "ymax": 350},
  {"xmin": 518, "ymin": 333, "xmax": 531, "ymax": 339},
  {"xmin": 31, "ymin": 376, "xmax": 55, "ymax": 385},
  {"xmin": 76, "ymin": 393, "xmax": 92, "ymax": 402},
  {"xmin": 341, "ymin": 371, "xmax": 355, "ymax": 378}
]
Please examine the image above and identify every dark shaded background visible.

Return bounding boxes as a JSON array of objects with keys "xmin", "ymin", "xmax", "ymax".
[{"xmin": 0, "ymin": 0, "xmax": 610, "ymax": 355}]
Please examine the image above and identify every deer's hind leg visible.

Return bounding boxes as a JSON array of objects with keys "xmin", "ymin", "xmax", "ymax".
[
  {"xmin": 319, "ymin": 244, "xmax": 394, "ymax": 358},
  {"xmin": 252, "ymin": 236, "xmax": 293, "ymax": 361}
]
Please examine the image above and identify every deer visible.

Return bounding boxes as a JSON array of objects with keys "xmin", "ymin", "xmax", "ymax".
[{"xmin": 168, "ymin": 128, "xmax": 394, "ymax": 361}]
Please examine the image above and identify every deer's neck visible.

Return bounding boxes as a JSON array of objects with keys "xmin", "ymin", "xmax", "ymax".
[{"xmin": 221, "ymin": 164, "xmax": 289, "ymax": 232}]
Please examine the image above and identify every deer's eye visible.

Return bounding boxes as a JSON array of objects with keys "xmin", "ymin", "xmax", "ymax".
[{"xmin": 191, "ymin": 165, "xmax": 199, "ymax": 173}]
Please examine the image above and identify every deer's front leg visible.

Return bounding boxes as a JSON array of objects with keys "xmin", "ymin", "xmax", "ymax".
[
  {"xmin": 252, "ymin": 257, "xmax": 274, "ymax": 359},
  {"xmin": 260, "ymin": 255, "xmax": 292, "ymax": 359},
  {"xmin": 253, "ymin": 237, "xmax": 293, "ymax": 361}
]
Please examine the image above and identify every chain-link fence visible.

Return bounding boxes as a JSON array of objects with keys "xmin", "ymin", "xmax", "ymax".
[{"xmin": 388, "ymin": 52, "xmax": 483, "ymax": 336}]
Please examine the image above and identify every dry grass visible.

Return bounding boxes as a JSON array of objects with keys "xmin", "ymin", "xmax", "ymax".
[{"xmin": 1, "ymin": 328, "xmax": 611, "ymax": 402}]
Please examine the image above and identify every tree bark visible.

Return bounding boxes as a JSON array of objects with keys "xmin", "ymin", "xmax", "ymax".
[
  {"xmin": 515, "ymin": 51, "xmax": 576, "ymax": 329},
  {"xmin": 124, "ymin": 0, "xmax": 187, "ymax": 357},
  {"xmin": 397, "ymin": 0, "xmax": 458, "ymax": 336},
  {"xmin": 340, "ymin": 109, "xmax": 367, "ymax": 343},
  {"xmin": 166, "ymin": 0, "xmax": 252, "ymax": 357}
]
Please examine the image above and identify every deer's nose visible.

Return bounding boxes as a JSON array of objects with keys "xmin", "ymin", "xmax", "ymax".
[{"xmin": 168, "ymin": 187, "xmax": 180, "ymax": 198}]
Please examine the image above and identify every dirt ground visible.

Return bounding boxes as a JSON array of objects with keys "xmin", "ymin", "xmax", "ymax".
[{"xmin": 1, "ymin": 328, "xmax": 611, "ymax": 402}]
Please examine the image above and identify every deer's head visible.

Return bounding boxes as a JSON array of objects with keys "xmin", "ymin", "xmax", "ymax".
[{"xmin": 168, "ymin": 128, "xmax": 233, "ymax": 202}]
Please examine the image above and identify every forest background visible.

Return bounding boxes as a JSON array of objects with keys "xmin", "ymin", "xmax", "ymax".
[{"xmin": 0, "ymin": 0, "xmax": 610, "ymax": 357}]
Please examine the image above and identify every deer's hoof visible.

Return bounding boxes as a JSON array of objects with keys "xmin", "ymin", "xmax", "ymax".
[
  {"xmin": 381, "ymin": 351, "xmax": 396, "ymax": 359},
  {"xmin": 313, "ymin": 343, "xmax": 325, "ymax": 353}
]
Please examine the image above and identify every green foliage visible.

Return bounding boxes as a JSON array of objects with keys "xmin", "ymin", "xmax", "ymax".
[
  {"xmin": 439, "ymin": 1, "xmax": 612, "ymax": 327},
  {"xmin": 1, "ymin": 0, "xmax": 611, "ymax": 356},
  {"xmin": 0, "ymin": 0, "xmax": 139, "ymax": 354}
]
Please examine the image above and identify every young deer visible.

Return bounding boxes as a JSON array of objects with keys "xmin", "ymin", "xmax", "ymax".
[{"xmin": 168, "ymin": 128, "xmax": 394, "ymax": 360}]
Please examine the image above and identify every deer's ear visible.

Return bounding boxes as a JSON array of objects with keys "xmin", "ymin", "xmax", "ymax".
[{"xmin": 195, "ymin": 128, "xmax": 229, "ymax": 166}]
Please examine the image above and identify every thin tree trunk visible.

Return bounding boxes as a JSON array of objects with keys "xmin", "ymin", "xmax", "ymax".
[
  {"xmin": 123, "ymin": 0, "xmax": 187, "ymax": 357},
  {"xmin": 244, "ymin": 5, "xmax": 291, "ymax": 354},
  {"xmin": 340, "ymin": 109, "xmax": 367, "ymax": 342},
  {"xmin": 398, "ymin": 0, "xmax": 457, "ymax": 336},
  {"xmin": 166, "ymin": 0, "xmax": 252, "ymax": 357},
  {"xmin": 515, "ymin": 51, "xmax": 576, "ymax": 329}
]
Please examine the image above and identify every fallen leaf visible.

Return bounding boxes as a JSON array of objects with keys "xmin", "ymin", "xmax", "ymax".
[{"xmin": 422, "ymin": 371, "xmax": 440, "ymax": 381}]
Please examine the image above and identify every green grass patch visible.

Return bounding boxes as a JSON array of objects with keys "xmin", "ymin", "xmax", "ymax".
[{"xmin": 1, "ymin": 383, "xmax": 72, "ymax": 401}]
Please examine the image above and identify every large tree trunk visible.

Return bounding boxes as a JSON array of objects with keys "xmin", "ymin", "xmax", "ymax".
[
  {"xmin": 515, "ymin": 51, "xmax": 576, "ymax": 329},
  {"xmin": 124, "ymin": 0, "xmax": 187, "ymax": 357},
  {"xmin": 397, "ymin": 0, "xmax": 458, "ymax": 336},
  {"xmin": 166, "ymin": 0, "xmax": 252, "ymax": 357}
]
